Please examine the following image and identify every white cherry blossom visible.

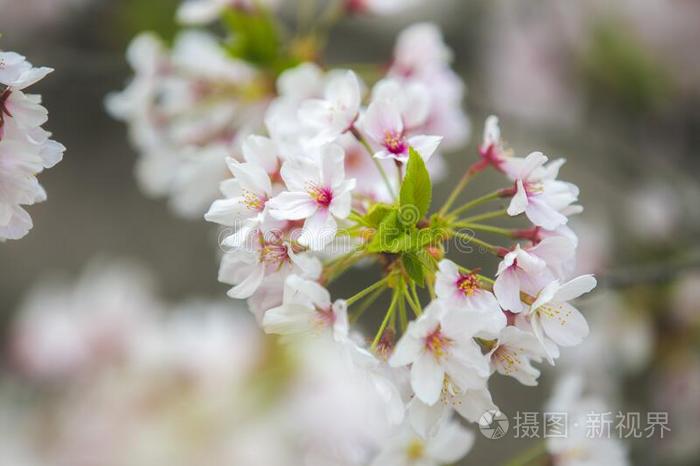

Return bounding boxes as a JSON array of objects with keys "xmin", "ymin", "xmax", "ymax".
[
  {"xmin": 504, "ymin": 151, "xmax": 581, "ymax": 230},
  {"xmin": 360, "ymin": 98, "xmax": 442, "ymax": 163},
  {"xmin": 268, "ymin": 143, "xmax": 356, "ymax": 250},
  {"xmin": 389, "ymin": 301, "xmax": 491, "ymax": 405},
  {"xmin": 370, "ymin": 415, "xmax": 474, "ymax": 466},
  {"xmin": 262, "ymin": 275, "xmax": 348, "ymax": 341},
  {"xmin": 435, "ymin": 259, "xmax": 506, "ymax": 336},
  {"xmin": 528, "ymin": 275, "xmax": 596, "ymax": 361},
  {"xmin": 490, "ymin": 326, "xmax": 548, "ymax": 386},
  {"xmin": 299, "ymin": 70, "xmax": 362, "ymax": 146}
]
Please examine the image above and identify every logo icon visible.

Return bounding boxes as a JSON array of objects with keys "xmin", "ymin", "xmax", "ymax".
[{"xmin": 479, "ymin": 410, "xmax": 509, "ymax": 440}]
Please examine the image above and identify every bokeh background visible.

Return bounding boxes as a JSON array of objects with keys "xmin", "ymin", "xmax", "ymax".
[{"xmin": 1, "ymin": 1, "xmax": 699, "ymax": 465}]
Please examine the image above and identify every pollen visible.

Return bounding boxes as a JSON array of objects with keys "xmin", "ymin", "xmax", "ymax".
[
  {"xmin": 306, "ymin": 183, "xmax": 333, "ymax": 208},
  {"xmin": 425, "ymin": 326, "xmax": 452, "ymax": 359},
  {"xmin": 241, "ymin": 189, "xmax": 265, "ymax": 211},
  {"xmin": 456, "ymin": 272, "xmax": 480, "ymax": 297},
  {"xmin": 260, "ymin": 241, "xmax": 289, "ymax": 267},
  {"xmin": 406, "ymin": 439, "xmax": 425, "ymax": 460},
  {"xmin": 383, "ymin": 130, "xmax": 407, "ymax": 155}
]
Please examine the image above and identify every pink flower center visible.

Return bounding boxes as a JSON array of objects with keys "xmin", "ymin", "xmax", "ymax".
[
  {"xmin": 425, "ymin": 326, "xmax": 452, "ymax": 359},
  {"xmin": 260, "ymin": 241, "xmax": 289, "ymax": 266},
  {"xmin": 456, "ymin": 272, "xmax": 480, "ymax": 297},
  {"xmin": 307, "ymin": 184, "xmax": 333, "ymax": 208},
  {"xmin": 241, "ymin": 189, "xmax": 266, "ymax": 212},
  {"xmin": 315, "ymin": 306, "xmax": 336, "ymax": 328},
  {"xmin": 383, "ymin": 130, "xmax": 407, "ymax": 155},
  {"xmin": 523, "ymin": 180, "xmax": 544, "ymax": 197}
]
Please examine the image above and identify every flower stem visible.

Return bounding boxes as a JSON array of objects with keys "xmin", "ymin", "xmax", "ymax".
[
  {"xmin": 450, "ymin": 230, "xmax": 501, "ymax": 255},
  {"xmin": 448, "ymin": 189, "xmax": 506, "ymax": 218},
  {"xmin": 458, "ymin": 208, "xmax": 509, "ymax": 224},
  {"xmin": 458, "ymin": 223, "xmax": 514, "ymax": 237},
  {"xmin": 350, "ymin": 286, "xmax": 385, "ymax": 324},
  {"xmin": 346, "ymin": 277, "xmax": 389, "ymax": 306},
  {"xmin": 403, "ymin": 287, "xmax": 422, "ymax": 317},
  {"xmin": 351, "ymin": 127, "xmax": 396, "ymax": 200},
  {"xmin": 439, "ymin": 167, "xmax": 479, "ymax": 215},
  {"xmin": 371, "ymin": 289, "xmax": 400, "ymax": 350}
]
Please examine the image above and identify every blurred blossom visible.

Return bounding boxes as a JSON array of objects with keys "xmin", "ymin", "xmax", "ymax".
[
  {"xmin": 624, "ymin": 183, "xmax": 681, "ymax": 242},
  {"xmin": 546, "ymin": 373, "xmax": 629, "ymax": 466},
  {"xmin": 653, "ymin": 352, "xmax": 700, "ymax": 463}
]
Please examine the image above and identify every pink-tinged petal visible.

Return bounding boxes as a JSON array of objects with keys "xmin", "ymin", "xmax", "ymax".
[
  {"xmin": 39, "ymin": 140, "xmax": 64, "ymax": 168},
  {"xmin": 529, "ymin": 280, "xmax": 560, "ymax": 313},
  {"xmin": 299, "ymin": 210, "xmax": 337, "ymax": 250},
  {"xmin": 221, "ymin": 220, "xmax": 257, "ymax": 249},
  {"xmin": 285, "ymin": 275, "xmax": 331, "ymax": 309},
  {"xmin": 268, "ymin": 191, "xmax": 317, "ymax": 220},
  {"xmin": 280, "ymin": 159, "xmax": 318, "ymax": 191},
  {"xmin": 226, "ymin": 159, "xmax": 272, "ymax": 196},
  {"xmin": 519, "ymin": 151, "xmax": 548, "ymax": 180},
  {"xmin": 262, "ymin": 303, "xmax": 315, "ymax": 335},
  {"xmin": 553, "ymin": 275, "xmax": 597, "ymax": 302},
  {"xmin": 318, "ymin": 143, "xmax": 346, "ymax": 187},
  {"xmin": 360, "ymin": 99, "xmax": 403, "ymax": 144},
  {"xmin": 331, "ymin": 299, "xmax": 349, "ymax": 338},
  {"xmin": 287, "ymin": 249, "xmax": 322, "ymax": 279},
  {"xmin": 435, "ymin": 259, "xmax": 460, "ymax": 301},
  {"xmin": 205, "ymin": 198, "xmax": 249, "ymax": 226},
  {"xmin": 6, "ymin": 91, "xmax": 48, "ymax": 127},
  {"xmin": 326, "ymin": 70, "xmax": 361, "ymax": 116},
  {"xmin": 426, "ymin": 420, "xmax": 475, "ymax": 463},
  {"xmin": 507, "ymin": 179, "xmax": 528, "ymax": 216},
  {"xmin": 407, "ymin": 135, "xmax": 443, "ymax": 162},
  {"xmin": 411, "ymin": 353, "xmax": 444, "ymax": 405},
  {"xmin": 228, "ymin": 263, "xmax": 266, "ymax": 299},
  {"xmin": 389, "ymin": 333, "xmax": 423, "ymax": 367},
  {"xmin": 525, "ymin": 197, "xmax": 568, "ymax": 230},
  {"xmin": 329, "ymin": 187, "xmax": 353, "ymax": 219},
  {"xmin": 493, "ymin": 269, "xmax": 524, "ymax": 313},
  {"xmin": 241, "ymin": 135, "xmax": 279, "ymax": 175},
  {"xmin": 372, "ymin": 148, "xmax": 395, "ymax": 160},
  {"xmin": 539, "ymin": 302, "xmax": 589, "ymax": 347}
]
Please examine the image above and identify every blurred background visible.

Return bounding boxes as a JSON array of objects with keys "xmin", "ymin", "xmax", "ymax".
[{"xmin": 1, "ymin": 1, "xmax": 699, "ymax": 465}]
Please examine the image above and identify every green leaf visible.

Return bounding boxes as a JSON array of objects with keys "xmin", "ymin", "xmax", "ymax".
[
  {"xmin": 222, "ymin": 9, "xmax": 282, "ymax": 67},
  {"xmin": 399, "ymin": 147, "xmax": 432, "ymax": 226},
  {"xmin": 364, "ymin": 203, "xmax": 396, "ymax": 228},
  {"xmin": 403, "ymin": 252, "xmax": 426, "ymax": 286},
  {"xmin": 366, "ymin": 210, "xmax": 402, "ymax": 253}
]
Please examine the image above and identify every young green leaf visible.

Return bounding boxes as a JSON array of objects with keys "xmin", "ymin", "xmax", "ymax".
[
  {"xmin": 399, "ymin": 147, "xmax": 432, "ymax": 224},
  {"xmin": 403, "ymin": 252, "xmax": 426, "ymax": 286}
]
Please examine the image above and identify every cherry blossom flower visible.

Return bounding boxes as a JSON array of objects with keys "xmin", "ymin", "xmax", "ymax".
[
  {"xmin": 407, "ymin": 382, "xmax": 498, "ymax": 430},
  {"xmin": 218, "ymin": 230, "xmax": 321, "ymax": 299},
  {"xmin": 360, "ymin": 98, "xmax": 442, "ymax": 163},
  {"xmin": 262, "ymin": 275, "xmax": 348, "ymax": 341},
  {"xmin": 389, "ymin": 301, "xmax": 491, "ymax": 405},
  {"xmin": 493, "ymin": 236, "xmax": 576, "ymax": 313},
  {"xmin": 434, "ymin": 259, "xmax": 506, "ymax": 336},
  {"xmin": 298, "ymin": 70, "xmax": 362, "ymax": 146},
  {"xmin": 0, "ymin": 50, "xmax": 64, "ymax": 240},
  {"xmin": 489, "ymin": 326, "xmax": 548, "ymax": 386},
  {"xmin": 370, "ymin": 415, "xmax": 474, "ymax": 466},
  {"xmin": 388, "ymin": 23, "xmax": 469, "ymax": 151},
  {"xmin": 268, "ymin": 143, "xmax": 356, "ymax": 250},
  {"xmin": 504, "ymin": 151, "xmax": 581, "ymax": 230},
  {"xmin": 205, "ymin": 156, "xmax": 274, "ymax": 248},
  {"xmin": 527, "ymin": 275, "xmax": 596, "ymax": 360}
]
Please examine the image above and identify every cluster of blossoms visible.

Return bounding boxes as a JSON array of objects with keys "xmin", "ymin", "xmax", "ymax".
[
  {"xmin": 108, "ymin": 0, "xmax": 438, "ymax": 218},
  {"xmin": 196, "ymin": 15, "xmax": 595, "ymax": 465},
  {"xmin": 0, "ymin": 49, "xmax": 64, "ymax": 240}
]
